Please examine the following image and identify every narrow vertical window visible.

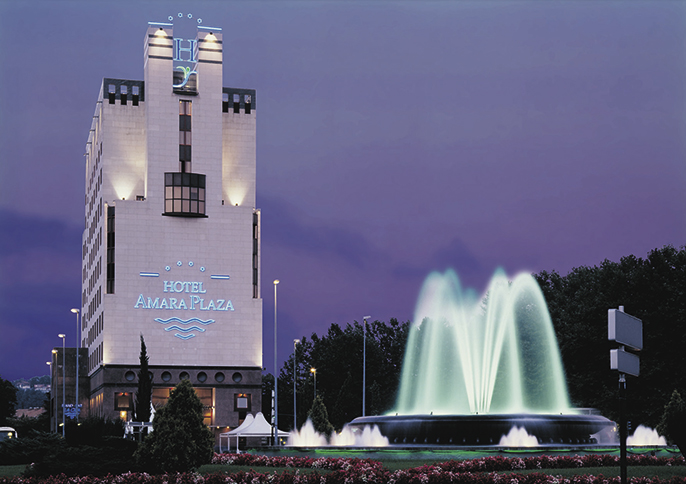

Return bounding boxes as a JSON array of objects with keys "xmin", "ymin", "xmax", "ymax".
[
  {"xmin": 179, "ymin": 100, "xmax": 192, "ymax": 173},
  {"xmin": 252, "ymin": 212, "xmax": 259, "ymax": 298},
  {"xmin": 120, "ymin": 85, "xmax": 128, "ymax": 105},
  {"xmin": 106, "ymin": 206, "xmax": 115, "ymax": 293}
]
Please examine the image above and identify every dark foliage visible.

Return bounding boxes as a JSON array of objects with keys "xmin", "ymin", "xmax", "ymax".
[
  {"xmin": 14, "ymin": 388, "xmax": 49, "ymax": 409},
  {"xmin": 7, "ymin": 412, "xmax": 50, "ymax": 435},
  {"xmin": 273, "ymin": 318, "xmax": 409, "ymax": 430},
  {"xmin": 658, "ymin": 389, "xmax": 686, "ymax": 455},
  {"xmin": 135, "ymin": 379, "xmax": 214, "ymax": 473},
  {"xmin": 0, "ymin": 376, "xmax": 17, "ymax": 425},
  {"xmin": 535, "ymin": 245, "xmax": 686, "ymax": 427},
  {"xmin": 0, "ymin": 430, "xmax": 62, "ymax": 465},
  {"xmin": 134, "ymin": 334, "xmax": 153, "ymax": 423},
  {"xmin": 308, "ymin": 395, "xmax": 334, "ymax": 435},
  {"xmin": 65, "ymin": 416, "xmax": 124, "ymax": 446},
  {"xmin": 22, "ymin": 438, "xmax": 139, "ymax": 477}
]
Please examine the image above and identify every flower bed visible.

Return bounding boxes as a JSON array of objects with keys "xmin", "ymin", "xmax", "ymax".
[{"xmin": 1, "ymin": 453, "xmax": 683, "ymax": 484}]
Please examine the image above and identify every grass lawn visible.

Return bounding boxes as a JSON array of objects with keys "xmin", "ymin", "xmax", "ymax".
[{"xmin": 0, "ymin": 465, "xmax": 25, "ymax": 478}]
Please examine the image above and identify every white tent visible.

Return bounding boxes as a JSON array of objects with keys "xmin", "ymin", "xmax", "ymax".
[{"xmin": 219, "ymin": 412, "xmax": 290, "ymax": 452}]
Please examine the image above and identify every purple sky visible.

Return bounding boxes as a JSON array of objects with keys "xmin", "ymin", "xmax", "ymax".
[{"xmin": 1, "ymin": 1, "xmax": 684, "ymax": 383}]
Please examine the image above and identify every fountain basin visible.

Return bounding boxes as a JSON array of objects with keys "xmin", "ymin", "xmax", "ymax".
[{"xmin": 348, "ymin": 414, "xmax": 616, "ymax": 446}]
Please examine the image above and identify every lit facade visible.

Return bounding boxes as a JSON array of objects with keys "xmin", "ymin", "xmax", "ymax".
[{"xmin": 79, "ymin": 19, "xmax": 262, "ymax": 437}]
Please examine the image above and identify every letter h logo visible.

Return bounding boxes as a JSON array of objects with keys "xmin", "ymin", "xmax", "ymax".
[{"xmin": 173, "ymin": 38, "xmax": 197, "ymax": 63}]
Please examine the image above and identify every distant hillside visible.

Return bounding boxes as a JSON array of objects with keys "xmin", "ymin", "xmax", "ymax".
[{"xmin": 13, "ymin": 376, "xmax": 50, "ymax": 409}]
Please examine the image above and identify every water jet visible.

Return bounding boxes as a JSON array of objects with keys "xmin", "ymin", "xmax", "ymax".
[{"xmin": 348, "ymin": 269, "xmax": 616, "ymax": 446}]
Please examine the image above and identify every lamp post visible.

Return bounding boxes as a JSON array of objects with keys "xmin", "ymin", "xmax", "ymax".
[
  {"xmin": 58, "ymin": 333, "xmax": 66, "ymax": 437},
  {"xmin": 46, "ymin": 361, "xmax": 52, "ymax": 429},
  {"xmin": 293, "ymin": 339, "xmax": 299, "ymax": 431},
  {"xmin": 70, "ymin": 309, "xmax": 80, "ymax": 421},
  {"xmin": 362, "ymin": 315, "xmax": 371, "ymax": 417},
  {"xmin": 273, "ymin": 279, "xmax": 279, "ymax": 445},
  {"xmin": 310, "ymin": 367, "xmax": 317, "ymax": 399}
]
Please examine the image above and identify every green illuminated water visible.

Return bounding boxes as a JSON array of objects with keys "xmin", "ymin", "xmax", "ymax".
[{"xmin": 393, "ymin": 269, "xmax": 572, "ymax": 415}]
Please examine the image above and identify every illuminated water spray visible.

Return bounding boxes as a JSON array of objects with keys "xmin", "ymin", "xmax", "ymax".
[{"xmin": 393, "ymin": 269, "xmax": 572, "ymax": 415}]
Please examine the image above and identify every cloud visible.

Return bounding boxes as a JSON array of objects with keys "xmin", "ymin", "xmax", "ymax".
[
  {"xmin": 392, "ymin": 237, "xmax": 484, "ymax": 284},
  {"xmin": 0, "ymin": 209, "xmax": 82, "ymax": 379},
  {"xmin": 258, "ymin": 195, "xmax": 384, "ymax": 269},
  {"xmin": 0, "ymin": 209, "xmax": 81, "ymax": 255},
  {"xmin": 0, "ymin": 209, "xmax": 81, "ymax": 286}
]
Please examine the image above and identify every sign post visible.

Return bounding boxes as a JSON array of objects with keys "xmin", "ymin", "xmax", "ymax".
[{"xmin": 608, "ymin": 306, "xmax": 642, "ymax": 484}]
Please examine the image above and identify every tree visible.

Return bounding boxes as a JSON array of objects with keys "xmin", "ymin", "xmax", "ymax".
[
  {"xmin": 133, "ymin": 334, "xmax": 152, "ymax": 422},
  {"xmin": 272, "ymin": 318, "xmax": 409, "ymax": 430},
  {"xmin": 0, "ymin": 376, "xmax": 17, "ymax": 425},
  {"xmin": 657, "ymin": 389, "xmax": 686, "ymax": 455},
  {"xmin": 134, "ymin": 379, "xmax": 213, "ymax": 473},
  {"xmin": 536, "ymin": 245, "xmax": 686, "ymax": 426},
  {"xmin": 308, "ymin": 395, "xmax": 334, "ymax": 436}
]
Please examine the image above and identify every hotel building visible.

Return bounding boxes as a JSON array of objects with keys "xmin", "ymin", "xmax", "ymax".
[{"xmin": 61, "ymin": 17, "xmax": 262, "ymax": 437}]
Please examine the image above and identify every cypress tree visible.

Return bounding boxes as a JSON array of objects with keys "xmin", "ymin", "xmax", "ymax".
[
  {"xmin": 308, "ymin": 395, "xmax": 334, "ymax": 436},
  {"xmin": 133, "ymin": 334, "xmax": 152, "ymax": 422}
]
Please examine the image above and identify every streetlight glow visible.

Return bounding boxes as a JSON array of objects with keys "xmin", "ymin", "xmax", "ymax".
[{"xmin": 310, "ymin": 367, "xmax": 317, "ymax": 399}]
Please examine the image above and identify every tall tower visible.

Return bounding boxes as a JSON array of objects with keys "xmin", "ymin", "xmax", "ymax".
[{"xmin": 81, "ymin": 16, "xmax": 261, "ymax": 437}]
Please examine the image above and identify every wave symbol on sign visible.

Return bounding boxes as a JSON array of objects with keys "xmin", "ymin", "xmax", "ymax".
[{"xmin": 155, "ymin": 317, "xmax": 215, "ymax": 340}]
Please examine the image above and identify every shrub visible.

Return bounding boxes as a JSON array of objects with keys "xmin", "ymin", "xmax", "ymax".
[
  {"xmin": 134, "ymin": 379, "xmax": 214, "ymax": 473},
  {"xmin": 65, "ymin": 415, "xmax": 124, "ymax": 446},
  {"xmin": 0, "ymin": 431, "xmax": 62, "ymax": 465},
  {"xmin": 22, "ymin": 438, "xmax": 139, "ymax": 477}
]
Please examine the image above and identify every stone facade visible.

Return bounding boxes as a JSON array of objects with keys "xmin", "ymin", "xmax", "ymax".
[{"xmin": 66, "ymin": 19, "xmax": 262, "ymax": 442}]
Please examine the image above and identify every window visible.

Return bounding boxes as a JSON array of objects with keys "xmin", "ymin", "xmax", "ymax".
[
  {"xmin": 179, "ymin": 101, "xmax": 192, "ymax": 172},
  {"xmin": 164, "ymin": 172, "xmax": 206, "ymax": 217},
  {"xmin": 233, "ymin": 94, "xmax": 240, "ymax": 114},
  {"xmin": 234, "ymin": 393, "xmax": 251, "ymax": 423},
  {"xmin": 106, "ymin": 206, "xmax": 115, "ymax": 293},
  {"xmin": 114, "ymin": 392, "xmax": 133, "ymax": 411}
]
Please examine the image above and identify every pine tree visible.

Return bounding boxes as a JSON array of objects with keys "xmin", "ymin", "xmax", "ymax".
[
  {"xmin": 133, "ymin": 334, "xmax": 152, "ymax": 422},
  {"xmin": 134, "ymin": 379, "xmax": 213, "ymax": 473}
]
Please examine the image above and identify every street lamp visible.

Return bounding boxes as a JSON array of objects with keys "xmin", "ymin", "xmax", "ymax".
[
  {"xmin": 46, "ymin": 361, "xmax": 52, "ymax": 429},
  {"xmin": 58, "ymin": 333, "xmax": 66, "ymax": 437},
  {"xmin": 70, "ymin": 309, "xmax": 80, "ymax": 421},
  {"xmin": 273, "ymin": 279, "xmax": 279, "ymax": 445},
  {"xmin": 310, "ymin": 367, "xmax": 317, "ymax": 399},
  {"xmin": 293, "ymin": 339, "xmax": 300, "ymax": 431},
  {"xmin": 362, "ymin": 315, "xmax": 371, "ymax": 417}
]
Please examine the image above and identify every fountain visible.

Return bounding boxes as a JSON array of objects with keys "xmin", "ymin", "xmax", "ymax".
[{"xmin": 348, "ymin": 269, "xmax": 616, "ymax": 446}]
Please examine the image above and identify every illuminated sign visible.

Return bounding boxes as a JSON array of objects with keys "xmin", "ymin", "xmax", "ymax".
[
  {"xmin": 170, "ymin": 13, "xmax": 199, "ymax": 92},
  {"xmin": 135, "ymin": 261, "xmax": 233, "ymax": 340}
]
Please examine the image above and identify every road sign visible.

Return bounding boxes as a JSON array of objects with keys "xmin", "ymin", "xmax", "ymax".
[
  {"xmin": 608, "ymin": 309, "xmax": 643, "ymax": 351},
  {"xmin": 610, "ymin": 347, "xmax": 640, "ymax": 377}
]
